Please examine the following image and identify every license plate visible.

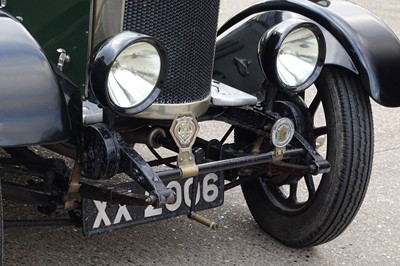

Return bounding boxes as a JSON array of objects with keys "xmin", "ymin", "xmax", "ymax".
[{"xmin": 82, "ymin": 173, "xmax": 224, "ymax": 235}]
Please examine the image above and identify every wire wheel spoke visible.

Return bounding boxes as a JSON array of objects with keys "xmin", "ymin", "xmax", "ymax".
[
  {"xmin": 305, "ymin": 174, "xmax": 316, "ymax": 197},
  {"xmin": 288, "ymin": 183, "xmax": 298, "ymax": 204},
  {"xmin": 308, "ymin": 92, "xmax": 321, "ymax": 117},
  {"xmin": 314, "ymin": 126, "xmax": 327, "ymax": 138}
]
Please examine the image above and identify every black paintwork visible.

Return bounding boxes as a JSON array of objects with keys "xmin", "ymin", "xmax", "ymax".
[
  {"xmin": 215, "ymin": 10, "xmax": 356, "ymax": 101},
  {"xmin": 0, "ymin": 12, "xmax": 71, "ymax": 146},
  {"xmin": 81, "ymin": 122, "xmax": 175, "ymax": 206},
  {"xmin": 258, "ymin": 19, "xmax": 326, "ymax": 93},
  {"xmin": 215, "ymin": 0, "xmax": 400, "ymax": 107},
  {"xmin": 89, "ymin": 32, "xmax": 168, "ymax": 116}
]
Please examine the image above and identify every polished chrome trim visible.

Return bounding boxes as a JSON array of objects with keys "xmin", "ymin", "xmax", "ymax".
[
  {"xmin": 56, "ymin": 48, "xmax": 71, "ymax": 72},
  {"xmin": 88, "ymin": 0, "xmax": 95, "ymax": 56},
  {"xmin": 91, "ymin": 0, "xmax": 125, "ymax": 50},
  {"xmin": 85, "ymin": 0, "xmax": 95, "ymax": 98},
  {"xmin": 83, "ymin": 100, "xmax": 103, "ymax": 124},
  {"xmin": 133, "ymin": 96, "xmax": 211, "ymax": 120},
  {"xmin": 86, "ymin": 0, "xmax": 125, "ymax": 97},
  {"xmin": 0, "ymin": 0, "xmax": 6, "ymax": 8},
  {"xmin": 211, "ymin": 80, "xmax": 258, "ymax": 106}
]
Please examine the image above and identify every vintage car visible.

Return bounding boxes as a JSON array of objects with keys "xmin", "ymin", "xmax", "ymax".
[{"xmin": 1, "ymin": 0, "xmax": 400, "ymax": 261}]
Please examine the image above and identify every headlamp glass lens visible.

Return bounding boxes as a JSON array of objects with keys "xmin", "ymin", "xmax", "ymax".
[
  {"xmin": 276, "ymin": 27, "xmax": 319, "ymax": 88},
  {"xmin": 108, "ymin": 42, "xmax": 161, "ymax": 108}
]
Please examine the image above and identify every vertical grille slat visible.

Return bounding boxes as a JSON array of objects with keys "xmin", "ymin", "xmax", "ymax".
[{"xmin": 123, "ymin": 0, "xmax": 220, "ymax": 104}]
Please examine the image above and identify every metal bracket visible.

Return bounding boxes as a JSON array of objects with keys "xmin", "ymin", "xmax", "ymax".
[
  {"xmin": 79, "ymin": 179, "xmax": 151, "ymax": 206},
  {"xmin": 64, "ymin": 160, "xmax": 82, "ymax": 209},
  {"xmin": 270, "ymin": 117, "xmax": 295, "ymax": 161},
  {"xmin": 82, "ymin": 100, "xmax": 103, "ymax": 124},
  {"xmin": 233, "ymin": 57, "xmax": 251, "ymax": 77},
  {"xmin": 293, "ymin": 132, "xmax": 330, "ymax": 174},
  {"xmin": 169, "ymin": 113, "xmax": 200, "ymax": 178},
  {"xmin": 260, "ymin": 110, "xmax": 330, "ymax": 174},
  {"xmin": 118, "ymin": 137, "xmax": 176, "ymax": 208},
  {"xmin": 57, "ymin": 48, "xmax": 70, "ymax": 71},
  {"xmin": 273, "ymin": 147, "xmax": 286, "ymax": 161}
]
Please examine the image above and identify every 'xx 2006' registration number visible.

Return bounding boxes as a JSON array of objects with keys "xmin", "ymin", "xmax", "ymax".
[{"xmin": 82, "ymin": 173, "xmax": 224, "ymax": 235}]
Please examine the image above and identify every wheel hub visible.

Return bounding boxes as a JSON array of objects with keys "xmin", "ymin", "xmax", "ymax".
[
  {"xmin": 273, "ymin": 100, "xmax": 312, "ymax": 138},
  {"xmin": 266, "ymin": 100, "xmax": 314, "ymax": 185},
  {"xmin": 271, "ymin": 117, "xmax": 295, "ymax": 148}
]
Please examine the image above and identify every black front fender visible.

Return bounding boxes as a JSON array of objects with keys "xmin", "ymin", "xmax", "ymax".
[
  {"xmin": 0, "ymin": 12, "xmax": 71, "ymax": 146},
  {"xmin": 215, "ymin": 0, "xmax": 400, "ymax": 107}
]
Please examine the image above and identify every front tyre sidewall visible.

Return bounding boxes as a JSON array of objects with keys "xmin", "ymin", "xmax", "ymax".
[{"xmin": 242, "ymin": 66, "xmax": 374, "ymax": 247}]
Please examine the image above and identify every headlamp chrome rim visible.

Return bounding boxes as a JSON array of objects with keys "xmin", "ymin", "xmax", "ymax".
[
  {"xmin": 89, "ymin": 31, "xmax": 168, "ymax": 116},
  {"xmin": 259, "ymin": 19, "xmax": 326, "ymax": 93}
]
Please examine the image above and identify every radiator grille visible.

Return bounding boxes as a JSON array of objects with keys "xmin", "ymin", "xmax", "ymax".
[{"xmin": 123, "ymin": 0, "xmax": 220, "ymax": 104}]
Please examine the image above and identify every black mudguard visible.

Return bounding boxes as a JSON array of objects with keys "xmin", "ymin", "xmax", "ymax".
[
  {"xmin": 0, "ymin": 12, "xmax": 71, "ymax": 146},
  {"xmin": 214, "ymin": 0, "xmax": 400, "ymax": 107}
]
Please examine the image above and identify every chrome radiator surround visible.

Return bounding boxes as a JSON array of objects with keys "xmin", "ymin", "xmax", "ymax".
[
  {"xmin": 89, "ymin": 0, "xmax": 220, "ymax": 117},
  {"xmin": 133, "ymin": 96, "xmax": 211, "ymax": 120},
  {"xmin": 90, "ymin": 0, "xmax": 125, "ymax": 50}
]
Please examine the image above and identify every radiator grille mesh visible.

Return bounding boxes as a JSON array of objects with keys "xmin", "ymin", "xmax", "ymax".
[{"xmin": 123, "ymin": 0, "xmax": 220, "ymax": 104}]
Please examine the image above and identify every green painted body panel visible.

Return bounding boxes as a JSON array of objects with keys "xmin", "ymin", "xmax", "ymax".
[{"xmin": 4, "ymin": 0, "xmax": 90, "ymax": 87}]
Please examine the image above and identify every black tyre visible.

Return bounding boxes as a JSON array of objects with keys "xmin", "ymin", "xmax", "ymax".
[{"xmin": 241, "ymin": 66, "xmax": 374, "ymax": 247}]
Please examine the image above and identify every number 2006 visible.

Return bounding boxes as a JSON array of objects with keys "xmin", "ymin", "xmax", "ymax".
[{"xmin": 145, "ymin": 173, "xmax": 219, "ymax": 217}]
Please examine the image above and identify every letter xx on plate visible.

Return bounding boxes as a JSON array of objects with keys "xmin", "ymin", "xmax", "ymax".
[{"xmin": 82, "ymin": 173, "xmax": 224, "ymax": 235}]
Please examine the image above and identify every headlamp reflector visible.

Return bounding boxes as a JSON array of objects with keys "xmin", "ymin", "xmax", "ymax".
[
  {"xmin": 277, "ymin": 28, "xmax": 319, "ymax": 87},
  {"xmin": 108, "ymin": 42, "xmax": 161, "ymax": 108}
]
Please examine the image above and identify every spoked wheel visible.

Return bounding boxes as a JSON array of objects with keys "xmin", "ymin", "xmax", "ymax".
[{"xmin": 241, "ymin": 66, "xmax": 374, "ymax": 247}]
